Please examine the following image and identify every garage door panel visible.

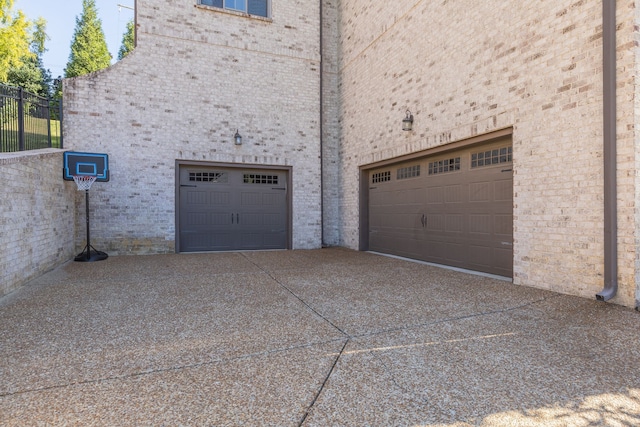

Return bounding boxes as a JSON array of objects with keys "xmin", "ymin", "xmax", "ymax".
[
  {"xmin": 181, "ymin": 231, "xmax": 234, "ymax": 251},
  {"xmin": 494, "ymin": 179, "xmax": 512, "ymax": 201},
  {"xmin": 262, "ymin": 233, "xmax": 287, "ymax": 248},
  {"xmin": 426, "ymin": 214, "xmax": 445, "ymax": 232},
  {"xmin": 468, "ymin": 244, "xmax": 493, "ymax": 267},
  {"xmin": 237, "ymin": 231, "xmax": 288, "ymax": 249},
  {"xmin": 369, "ymin": 213, "xmax": 384, "ymax": 227},
  {"xmin": 211, "ymin": 191, "xmax": 231, "ymax": 206},
  {"xmin": 263, "ymin": 213, "xmax": 285, "ymax": 227},
  {"xmin": 396, "ymin": 213, "xmax": 420, "ymax": 228},
  {"xmin": 427, "ymin": 187, "xmax": 444, "ymax": 204},
  {"xmin": 238, "ymin": 233, "xmax": 262, "ymax": 249},
  {"xmin": 263, "ymin": 193, "xmax": 284, "ymax": 205},
  {"xmin": 370, "ymin": 191, "xmax": 390, "ymax": 205},
  {"xmin": 241, "ymin": 213, "xmax": 263, "ymax": 226},
  {"xmin": 441, "ymin": 242, "xmax": 465, "ymax": 264},
  {"xmin": 469, "ymin": 182, "xmax": 491, "ymax": 202},
  {"xmin": 212, "ymin": 213, "xmax": 232, "ymax": 226},
  {"xmin": 493, "ymin": 247, "xmax": 514, "ymax": 273},
  {"xmin": 495, "ymin": 214, "xmax": 513, "ymax": 236},
  {"xmin": 445, "ymin": 185, "xmax": 464, "ymax": 203},
  {"xmin": 446, "ymin": 215, "xmax": 464, "ymax": 233},
  {"xmin": 369, "ymin": 233, "xmax": 389, "ymax": 253},
  {"xmin": 241, "ymin": 192, "xmax": 263, "ymax": 206},
  {"xmin": 374, "ymin": 233, "xmax": 400, "ymax": 253},
  {"xmin": 469, "ymin": 214, "xmax": 491, "ymax": 235},
  {"xmin": 187, "ymin": 191, "xmax": 209, "ymax": 205},
  {"xmin": 185, "ymin": 212, "xmax": 208, "ymax": 227}
]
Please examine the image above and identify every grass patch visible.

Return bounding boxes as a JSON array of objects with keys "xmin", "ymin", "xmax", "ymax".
[{"xmin": 1, "ymin": 118, "xmax": 61, "ymax": 151}]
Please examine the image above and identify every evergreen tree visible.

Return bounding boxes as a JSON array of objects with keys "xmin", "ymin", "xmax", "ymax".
[
  {"xmin": 117, "ymin": 19, "xmax": 134, "ymax": 60},
  {"xmin": 0, "ymin": 0, "xmax": 33, "ymax": 81},
  {"xmin": 64, "ymin": 0, "xmax": 111, "ymax": 78},
  {"xmin": 51, "ymin": 75, "xmax": 63, "ymax": 100}
]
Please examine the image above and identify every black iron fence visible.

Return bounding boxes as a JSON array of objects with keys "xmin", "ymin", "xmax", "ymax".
[{"xmin": 0, "ymin": 83, "xmax": 63, "ymax": 152}]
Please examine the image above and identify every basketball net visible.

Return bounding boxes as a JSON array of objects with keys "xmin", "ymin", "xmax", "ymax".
[{"xmin": 72, "ymin": 175, "xmax": 97, "ymax": 191}]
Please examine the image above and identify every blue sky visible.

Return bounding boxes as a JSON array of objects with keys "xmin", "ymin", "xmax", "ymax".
[{"xmin": 14, "ymin": 0, "xmax": 135, "ymax": 78}]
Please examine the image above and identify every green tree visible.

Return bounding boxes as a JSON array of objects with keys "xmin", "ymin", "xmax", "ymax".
[
  {"xmin": 6, "ymin": 60, "xmax": 45, "ymax": 94},
  {"xmin": 65, "ymin": 0, "xmax": 111, "ymax": 78},
  {"xmin": 117, "ymin": 19, "xmax": 134, "ymax": 60},
  {"xmin": 6, "ymin": 17, "xmax": 51, "ymax": 96},
  {"xmin": 0, "ymin": 0, "xmax": 33, "ymax": 81},
  {"xmin": 51, "ymin": 75, "xmax": 63, "ymax": 100}
]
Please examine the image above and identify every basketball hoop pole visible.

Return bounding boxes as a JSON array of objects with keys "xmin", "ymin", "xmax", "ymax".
[
  {"xmin": 74, "ymin": 179, "xmax": 108, "ymax": 262},
  {"xmin": 64, "ymin": 152, "xmax": 110, "ymax": 262}
]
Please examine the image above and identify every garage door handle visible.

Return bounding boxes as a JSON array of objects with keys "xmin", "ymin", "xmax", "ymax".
[
  {"xmin": 237, "ymin": 213, "xmax": 240, "ymax": 224},
  {"xmin": 181, "ymin": 184, "xmax": 197, "ymax": 188},
  {"xmin": 421, "ymin": 214, "xmax": 426, "ymax": 228}
]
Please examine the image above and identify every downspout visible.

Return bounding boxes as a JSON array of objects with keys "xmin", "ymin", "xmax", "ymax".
[
  {"xmin": 597, "ymin": 0, "xmax": 618, "ymax": 301},
  {"xmin": 319, "ymin": 0, "xmax": 326, "ymax": 247}
]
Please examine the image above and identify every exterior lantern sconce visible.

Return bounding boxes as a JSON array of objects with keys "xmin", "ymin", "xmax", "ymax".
[
  {"xmin": 402, "ymin": 110, "xmax": 414, "ymax": 131},
  {"xmin": 234, "ymin": 129, "xmax": 242, "ymax": 145}
]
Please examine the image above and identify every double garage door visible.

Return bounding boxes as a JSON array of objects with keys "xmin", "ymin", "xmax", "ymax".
[
  {"xmin": 368, "ymin": 137, "xmax": 513, "ymax": 277},
  {"xmin": 178, "ymin": 165, "xmax": 288, "ymax": 252}
]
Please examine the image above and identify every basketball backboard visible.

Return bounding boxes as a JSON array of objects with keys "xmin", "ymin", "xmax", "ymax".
[{"xmin": 63, "ymin": 151, "xmax": 109, "ymax": 182}]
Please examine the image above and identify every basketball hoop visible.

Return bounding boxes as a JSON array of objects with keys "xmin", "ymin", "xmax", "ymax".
[
  {"xmin": 64, "ymin": 152, "xmax": 109, "ymax": 262},
  {"xmin": 72, "ymin": 175, "xmax": 97, "ymax": 191}
]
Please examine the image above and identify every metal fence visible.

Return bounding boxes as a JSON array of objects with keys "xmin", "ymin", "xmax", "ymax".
[{"xmin": 0, "ymin": 83, "xmax": 63, "ymax": 153}]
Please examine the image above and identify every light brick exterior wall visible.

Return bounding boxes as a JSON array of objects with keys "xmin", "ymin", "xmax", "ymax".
[
  {"xmin": 61, "ymin": 0, "xmax": 639, "ymax": 307},
  {"xmin": 0, "ymin": 150, "xmax": 76, "ymax": 297},
  {"xmin": 63, "ymin": 0, "xmax": 323, "ymax": 254},
  {"xmin": 336, "ymin": 0, "xmax": 638, "ymax": 307},
  {"xmin": 633, "ymin": 1, "xmax": 640, "ymax": 310}
]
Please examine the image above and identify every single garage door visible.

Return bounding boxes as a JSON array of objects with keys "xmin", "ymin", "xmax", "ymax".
[
  {"xmin": 179, "ymin": 166, "xmax": 288, "ymax": 252},
  {"xmin": 368, "ymin": 137, "xmax": 513, "ymax": 277}
]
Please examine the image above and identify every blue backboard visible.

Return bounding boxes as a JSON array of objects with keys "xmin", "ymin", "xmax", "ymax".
[{"xmin": 63, "ymin": 151, "xmax": 109, "ymax": 182}]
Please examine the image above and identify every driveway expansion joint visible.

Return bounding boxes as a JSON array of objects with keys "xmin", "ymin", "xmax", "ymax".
[
  {"xmin": 298, "ymin": 339, "xmax": 350, "ymax": 426},
  {"xmin": 240, "ymin": 253, "xmax": 350, "ymax": 337},
  {"xmin": 0, "ymin": 338, "xmax": 349, "ymax": 399},
  {"xmin": 349, "ymin": 293, "xmax": 564, "ymax": 340}
]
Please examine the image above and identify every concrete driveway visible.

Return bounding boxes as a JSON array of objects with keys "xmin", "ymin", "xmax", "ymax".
[{"xmin": 1, "ymin": 248, "xmax": 639, "ymax": 426}]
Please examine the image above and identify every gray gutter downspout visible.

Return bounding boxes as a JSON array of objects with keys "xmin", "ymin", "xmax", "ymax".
[
  {"xmin": 319, "ymin": 0, "xmax": 326, "ymax": 247},
  {"xmin": 597, "ymin": 0, "xmax": 618, "ymax": 301}
]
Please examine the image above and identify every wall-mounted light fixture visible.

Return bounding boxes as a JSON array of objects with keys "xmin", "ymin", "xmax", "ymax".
[
  {"xmin": 234, "ymin": 129, "xmax": 242, "ymax": 145},
  {"xmin": 402, "ymin": 110, "xmax": 414, "ymax": 131}
]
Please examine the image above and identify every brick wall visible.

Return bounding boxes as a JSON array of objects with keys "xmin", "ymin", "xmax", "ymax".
[
  {"xmin": 0, "ymin": 150, "xmax": 75, "ymax": 297},
  {"xmin": 60, "ymin": 0, "xmax": 639, "ymax": 307},
  {"xmin": 63, "ymin": 0, "xmax": 323, "ymax": 253},
  {"xmin": 635, "ymin": 3, "xmax": 640, "ymax": 310},
  {"xmin": 336, "ymin": 0, "xmax": 638, "ymax": 307}
]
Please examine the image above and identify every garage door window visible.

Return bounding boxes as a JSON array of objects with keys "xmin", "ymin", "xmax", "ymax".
[
  {"xmin": 243, "ymin": 173, "xmax": 279, "ymax": 184},
  {"xmin": 189, "ymin": 171, "xmax": 228, "ymax": 183},
  {"xmin": 471, "ymin": 146, "xmax": 512, "ymax": 168},
  {"xmin": 372, "ymin": 171, "xmax": 391, "ymax": 183},
  {"xmin": 428, "ymin": 157, "xmax": 460, "ymax": 175},
  {"xmin": 397, "ymin": 165, "xmax": 420, "ymax": 180}
]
